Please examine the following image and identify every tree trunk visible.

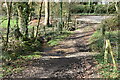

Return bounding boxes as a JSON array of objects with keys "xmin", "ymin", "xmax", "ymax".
[
  {"xmin": 59, "ymin": 1, "xmax": 63, "ymax": 33},
  {"xmin": 6, "ymin": 2, "xmax": 12, "ymax": 44},
  {"xmin": 44, "ymin": 0, "xmax": 50, "ymax": 26},
  {"xmin": 36, "ymin": 2, "xmax": 43, "ymax": 38},
  {"xmin": 17, "ymin": 2, "xmax": 29, "ymax": 37}
]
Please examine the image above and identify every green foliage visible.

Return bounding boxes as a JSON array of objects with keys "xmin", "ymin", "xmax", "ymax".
[
  {"xmin": 70, "ymin": 4, "xmax": 116, "ymax": 14},
  {"xmin": 3, "ymin": 65, "xmax": 24, "ymax": 77},
  {"xmin": 48, "ymin": 39, "xmax": 59, "ymax": 46},
  {"xmin": 0, "ymin": 17, "xmax": 35, "ymax": 29},
  {"xmin": 90, "ymin": 15, "xmax": 119, "ymax": 53},
  {"xmin": 18, "ymin": 53, "xmax": 41, "ymax": 60},
  {"xmin": 107, "ymin": 3, "xmax": 117, "ymax": 14},
  {"xmin": 2, "ymin": 30, "xmax": 72, "ymax": 77},
  {"xmin": 100, "ymin": 16, "xmax": 119, "ymax": 31},
  {"xmin": 0, "ymin": 19, "xmax": 16, "ymax": 28},
  {"xmin": 95, "ymin": 54, "xmax": 120, "ymax": 78},
  {"xmin": 47, "ymin": 31, "xmax": 72, "ymax": 46},
  {"xmin": 70, "ymin": 5, "xmax": 91, "ymax": 13},
  {"xmin": 91, "ymin": 30, "xmax": 119, "ymax": 78},
  {"xmin": 89, "ymin": 30, "xmax": 103, "ymax": 52},
  {"xmin": 2, "ymin": 37, "xmax": 42, "ymax": 61},
  {"xmin": 95, "ymin": 5, "xmax": 107, "ymax": 14},
  {"xmin": 2, "ymin": 41, "xmax": 42, "ymax": 77},
  {"xmin": 90, "ymin": 30, "xmax": 119, "ymax": 52}
]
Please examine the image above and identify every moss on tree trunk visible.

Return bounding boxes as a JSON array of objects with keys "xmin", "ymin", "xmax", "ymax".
[{"xmin": 17, "ymin": 2, "xmax": 29, "ymax": 37}]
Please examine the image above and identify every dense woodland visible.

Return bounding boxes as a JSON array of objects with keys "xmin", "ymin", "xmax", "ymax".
[{"xmin": 0, "ymin": 1, "xmax": 120, "ymax": 79}]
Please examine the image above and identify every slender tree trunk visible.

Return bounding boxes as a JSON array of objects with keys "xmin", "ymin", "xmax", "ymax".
[
  {"xmin": 68, "ymin": 2, "xmax": 71, "ymax": 22},
  {"xmin": 44, "ymin": 0, "xmax": 50, "ymax": 26},
  {"xmin": 36, "ymin": 2, "xmax": 43, "ymax": 38},
  {"xmin": 60, "ymin": 1, "xmax": 63, "ymax": 33},
  {"xmin": 6, "ymin": 2, "xmax": 12, "ymax": 44}
]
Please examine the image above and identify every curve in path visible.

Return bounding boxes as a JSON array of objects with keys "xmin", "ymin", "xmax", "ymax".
[{"xmin": 8, "ymin": 16, "xmax": 104, "ymax": 79}]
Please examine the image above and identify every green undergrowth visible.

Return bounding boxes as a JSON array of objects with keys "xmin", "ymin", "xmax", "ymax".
[
  {"xmin": 2, "ymin": 51, "xmax": 42, "ymax": 77},
  {"xmin": 89, "ymin": 30, "xmax": 119, "ymax": 52},
  {"xmin": 2, "ymin": 39, "xmax": 43, "ymax": 77},
  {"xmin": 95, "ymin": 54, "xmax": 120, "ymax": 78},
  {"xmin": 100, "ymin": 16, "xmax": 119, "ymax": 31},
  {"xmin": 91, "ymin": 30, "xmax": 120, "ymax": 78},
  {"xmin": 2, "ymin": 30, "xmax": 73, "ymax": 77},
  {"xmin": 0, "ymin": 19, "xmax": 33, "ymax": 28},
  {"xmin": 47, "ymin": 31, "xmax": 73, "ymax": 46},
  {"xmin": 71, "ymin": 4, "xmax": 116, "ymax": 14},
  {"xmin": 0, "ymin": 19, "xmax": 16, "ymax": 28}
]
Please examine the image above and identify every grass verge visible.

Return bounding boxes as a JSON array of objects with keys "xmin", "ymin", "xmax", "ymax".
[
  {"xmin": 47, "ymin": 31, "xmax": 73, "ymax": 46},
  {"xmin": 94, "ymin": 54, "xmax": 120, "ymax": 78},
  {"xmin": 2, "ymin": 51, "xmax": 42, "ymax": 77},
  {"xmin": 90, "ymin": 30, "xmax": 120, "ymax": 78}
]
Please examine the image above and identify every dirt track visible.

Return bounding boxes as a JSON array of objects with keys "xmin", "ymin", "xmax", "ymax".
[{"xmin": 5, "ymin": 19, "xmax": 103, "ymax": 79}]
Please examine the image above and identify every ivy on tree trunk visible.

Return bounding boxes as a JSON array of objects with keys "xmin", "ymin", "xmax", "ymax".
[{"xmin": 17, "ymin": 2, "xmax": 30, "ymax": 38}]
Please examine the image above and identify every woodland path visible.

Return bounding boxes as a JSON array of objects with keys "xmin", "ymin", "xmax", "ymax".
[{"xmin": 8, "ymin": 16, "xmax": 108, "ymax": 79}]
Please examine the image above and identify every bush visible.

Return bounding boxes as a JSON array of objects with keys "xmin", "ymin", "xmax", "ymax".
[
  {"xmin": 70, "ymin": 4, "xmax": 116, "ymax": 14},
  {"xmin": 108, "ymin": 3, "xmax": 116, "ymax": 14},
  {"xmin": 89, "ymin": 30, "xmax": 119, "ymax": 52},
  {"xmin": 89, "ymin": 30, "xmax": 104, "ymax": 52},
  {"xmin": 70, "ymin": 5, "xmax": 84, "ymax": 13},
  {"xmin": 100, "ymin": 16, "xmax": 119, "ymax": 31},
  {"xmin": 2, "ymin": 38, "xmax": 42, "ymax": 62},
  {"xmin": 71, "ymin": 5, "xmax": 92, "ymax": 13},
  {"xmin": 95, "ymin": 5, "xmax": 107, "ymax": 14}
]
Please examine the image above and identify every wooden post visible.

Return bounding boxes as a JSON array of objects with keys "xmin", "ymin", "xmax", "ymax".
[
  {"xmin": 104, "ymin": 40, "xmax": 109, "ymax": 63},
  {"xmin": 108, "ymin": 40, "xmax": 117, "ymax": 71},
  {"xmin": 104, "ymin": 39, "xmax": 117, "ymax": 71}
]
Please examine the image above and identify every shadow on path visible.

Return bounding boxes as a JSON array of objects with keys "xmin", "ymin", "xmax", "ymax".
[{"xmin": 7, "ymin": 19, "xmax": 102, "ymax": 79}]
